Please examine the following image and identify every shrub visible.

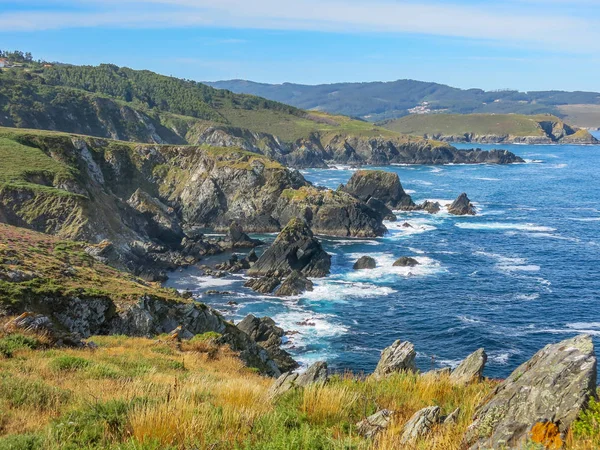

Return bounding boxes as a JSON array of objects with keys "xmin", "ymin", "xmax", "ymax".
[
  {"xmin": 0, "ymin": 433, "xmax": 44, "ymax": 450},
  {"xmin": 0, "ymin": 333, "xmax": 40, "ymax": 358},
  {"xmin": 572, "ymin": 397, "xmax": 600, "ymax": 445},
  {"xmin": 49, "ymin": 355, "xmax": 91, "ymax": 371},
  {"xmin": 0, "ymin": 374, "xmax": 71, "ymax": 410}
]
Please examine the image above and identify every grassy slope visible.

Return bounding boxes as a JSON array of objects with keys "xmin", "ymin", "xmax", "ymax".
[
  {"xmin": 558, "ymin": 105, "xmax": 600, "ymax": 129},
  {"xmin": 381, "ymin": 113, "xmax": 549, "ymax": 137}
]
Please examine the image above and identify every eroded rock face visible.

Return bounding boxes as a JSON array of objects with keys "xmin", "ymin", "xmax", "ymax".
[
  {"xmin": 247, "ymin": 218, "xmax": 331, "ymax": 278},
  {"xmin": 343, "ymin": 170, "xmax": 415, "ymax": 210},
  {"xmin": 244, "ymin": 275, "xmax": 281, "ymax": 294},
  {"xmin": 353, "ymin": 256, "xmax": 377, "ymax": 270},
  {"xmin": 463, "ymin": 335, "xmax": 597, "ymax": 450},
  {"xmin": 127, "ymin": 188, "xmax": 183, "ymax": 244},
  {"xmin": 373, "ymin": 340, "xmax": 417, "ymax": 377},
  {"xmin": 448, "ymin": 193, "xmax": 476, "ymax": 216},
  {"xmin": 393, "ymin": 257, "xmax": 420, "ymax": 267},
  {"xmin": 400, "ymin": 406, "xmax": 441, "ymax": 444},
  {"xmin": 225, "ymin": 222, "xmax": 263, "ymax": 248},
  {"xmin": 274, "ymin": 270, "xmax": 314, "ymax": 297},
  {"xmin": 268, "ymin": 361, "xmax": 329, "ymax": 397},
  {"xmin": 357, "ymin": 409, "xmax": 395, "ymax": 438},
  {"xmin": 420, "ymin": 200, "xmax": 441, "ymax": 214},
  {"xmin": 450, "ymin": 348, "xmax": 487, "ymax": 385},
  {"xmin": 237, "ymin": 314, "xmax": 298, "ymax": 372}
]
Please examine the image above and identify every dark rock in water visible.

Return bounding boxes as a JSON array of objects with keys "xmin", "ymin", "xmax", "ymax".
[
  {"xmin": 448, "ymin": 193, "xmax": 476, "ymax": 216},
  {"xmin": 353, "ymin": 256, "xmax": 377, "ymax": 270},
  {"xmin": 420, "ymin": 200, "xmax": 441, "ymax": 214},
  {"xmin": 343, "ymin": 170, "xmax": 416, "ymax": 210},
  {"xmin": 400, "ymin": 406, "xmax": 441, "ymax": 444},
  {"xmin": 366, "ymin": 197, "xmax": 397, "ymax": 221},
  {"xmin": 463, "ymin": 335, "xmax": 597, "ymax": 450},
  {"xmin": 450, "ymin": 348, "xmax": 487, "ymax": 385},
  {"xmin": 401, "ymin": 222, "xmax": 413, "ymax": 228},
  {"xmin": 237, "ymin": 314, "xmax": 298, "ymax": 373},
  {"xmin": 274, "ymin": 270, "xmax": 314, "ymax": 297},
  {"xmin": 247, "ymin": 218, "xmax": 331, "ymax": 278},
  {"xmin": 244, "ymin": 275, "xmax": 281, "ymax": 294},
  {"xmin": 204, "ymin": 290, "xmax": 233, "ymax": 296},
  {"xmin": 357, "ymin": 409, "xmax": 395, "ymax": 438},
  {"xmin": 247, "ymin": 249, "xmax": 259, "ymax": 263},
  {"xmin": 373, "ymin": 340, "xmax": 417, "ymax": 377},
  {"xmin": 226, "ymin": 221, "xmax": 264, "ymax": 248},
  {"xmin": 393, "ymin": 257, "xmax": 420, "ymax": 267}
]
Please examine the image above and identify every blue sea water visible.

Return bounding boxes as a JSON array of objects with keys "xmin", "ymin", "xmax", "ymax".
[{"xmin": 167, "ymin": 134, "xmax": 600, "ymax": 378}]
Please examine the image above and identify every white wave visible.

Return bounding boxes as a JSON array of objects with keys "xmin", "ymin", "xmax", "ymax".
[
  {"xmin": 569, "ymin": 217, "xmax": 600, "ymax": 222},
  {"xmin": 304, "ymin": 279, "xmax": 396, "ymax": 301},
  {"xmin": 488, "ymin": 349, "xmax": 521, "ymax": 365},
  {"xmin": 566, "ymin": 322, "xmax": 600, "ymax": 330},
  {"xmin": 456, "ymin": 222, "xmax": 555, "ymax": 232},
  {"xmin": 407, "ymin": 247, "xmax": 426, "ymax": 254},
  {"xmin": 526, "ymin": 232, "xmax": 579, "ymax": 242},
  {"xmin": 457, "ymin": 315, "xmax": 484, "ymax": 324},
  {"xmin": 499, "ymin": 265, "xmax": 540, "ymax": 272},
  {"xmin": 384, "ymin": 218, "xmax": 437, "ymax": 236},
  {"xmin": 430, "ymin": 167, "xmax": 443, "ymax": 173},
  {"xmin": 323, "ymin": 238, "xmax": 381, "ymax": 247},
  {"xmin": 405, "ymin": 189, "xmax": 416, "ymax": 194},
  {"xmin": 474, "ymin": 251, "xmax": 540, "ymax": 273},
  {"xmin": 474, "ymin": 177, "xmax": 500, "ymax": 181},
  {"xmin": 187, "ymin": 275, "xmax": 238, "ymax": 288},
  {"xmin": 515, "ymin": 293, "xmax": 540, "ymax": 301},
  {"xmin": 413, "ymin": 180, "xmax": 433, "ymax": 186},
  {"xmin": 523, "ymin": 159, "xmax": 543, "ymax": 164}
]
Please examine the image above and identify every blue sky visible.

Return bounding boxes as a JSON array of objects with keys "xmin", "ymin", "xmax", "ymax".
[{"xmin": 1, "ymin": 0, "xmax": 599, "ymax": 91}]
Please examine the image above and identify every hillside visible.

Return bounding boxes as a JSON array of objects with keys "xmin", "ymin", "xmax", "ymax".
[
  {"xmin": 380, "ymin": 113, "xmax": 599, "ymax": 144},
  {"xmin": 206, "ymin": 79, "xmax": 600, "ymax": 126}
]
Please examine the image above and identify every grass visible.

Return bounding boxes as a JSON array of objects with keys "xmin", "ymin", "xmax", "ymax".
[
  {"xmin": 557, "ymin": 104, "xmax": 600, "ymax": 129},
  {"xmin": 0, "ymin": 327, "xmax": 598, "ymax": 449}
]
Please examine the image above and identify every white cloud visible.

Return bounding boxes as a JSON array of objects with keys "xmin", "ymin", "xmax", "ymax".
[{"xmin": 1, "ymin": 0, "xmax": 598, "ymax": 52}]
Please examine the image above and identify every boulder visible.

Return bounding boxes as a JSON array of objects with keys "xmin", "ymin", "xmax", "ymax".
[
  {"xmin": 393, "ymin": 257, "xmax": 420, "ymax": 267},
  {"xmin": 443, "ymin": 407, "xmax": 460, "ymax": 425},
  {"xmin": 247, "ymin": 218, "xmax": 331, "ymax": 278},
  {"xmin": 268, "ymin": 361, "xmax": 329, "ymax": 397},
  {"xmin": 237, "ymin": 314, "xmax": 298, "ymax": 372},
  {"xmin": 449, "ymin": 348, "xmax": 487, "ymax": 385},
  {"xmin": 274, "ymin": 270, "xmax": 314, "ymax": 297},
  {"xmin": 463, "ymin": 335, "xmax": 597, "ymax": 449},
  {"xmin": 373, "ymin": 340, "xmax": 417, "ymax": 377},
  {"xmin": 3, "ymin": 312, "xmax": 84, "ymax": 347},
  {"xmin": 244, "ymin": 275, "xmax": 281, "ymax": 294},
  {"xmin": 353, "ymin": 256, "xmax": 377, "ymax": 270},
  {"xmin": 357, "ymin": 409, "xmax": 395, "ymax": 438},
  {"xmin": 420, "ymin": 200, "xmax": 441, "ymax": 214},
  {"xmin": 400, "ymin": 406, "xmax": 441, "ymax": 444},
  {"xmin": 226, "ymin": 221, "xmax": 263, "ymax": 248},
  {"xmin": 447, "ymin": 193, "xmax": 476, "ymax": 216},
  {"xmin": 343, "ymin": 170, "xmax": 416, "ymax": 210}
]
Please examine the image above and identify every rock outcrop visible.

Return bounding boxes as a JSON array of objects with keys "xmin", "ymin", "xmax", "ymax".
[
  {"xmin": 269, "ymin": 361, "xmax": 329, "ymax": 397},
  {"xmin": 247, "ymin": 219, "xmax": 331, "ymax": 278},
  {"xmin": 373, "ymin": 340, "xmax": 417, "ymax": 377},
  {"xmin": 420, "ymin": 200, "xmax": 441, "ymax": 214},
  {"xmin": 463, "ymin": 335, "xmax": 597, "ymax": 449},
  {"xmin": 353, "ymin": 256, "xmax": 377, "ymax": 270},
  {"xmin": 448, "ymin": 193, "xmax": 476, "ymax": 216},
  {"xmin": 237, "ymin": 314, "xmax": 298, "ymax": 372},
  {"xmin": 357, "ymin": 409, "xmax": 395, "ymax": 438},
  {"xmin": 343, "ymin": 170, "xmax": 415, "ymax": 210},
  {"xmin": 400, "ymin": 406, "xmax": 441, "ymax": 444},
  {"xmin": 244, "ymin": 275, "xmax": 281, "ymax": 294},
  {"xmin": 393, "ymin": 257, "xmax": 420, "ymax": 267},
  {"xmin": 273, "ymin": 270, "xmax": 314, "ymax": 297},
  {"xmin": 225, "ymin": 222, "xmax": 263, "ymax": 248},
  {"xmin": 450, "ymin": 348, "xmax": 487, "ymax": 385}
]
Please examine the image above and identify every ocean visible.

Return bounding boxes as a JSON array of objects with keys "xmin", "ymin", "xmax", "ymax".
[{"xmin": 166, "ymin": 133, "xmax": 600, "ymax": 378}]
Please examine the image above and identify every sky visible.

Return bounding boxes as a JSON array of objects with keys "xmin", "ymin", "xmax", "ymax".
[{"xmin": 1, "ymin": 0, "xmax": 599, "ymax": 91}]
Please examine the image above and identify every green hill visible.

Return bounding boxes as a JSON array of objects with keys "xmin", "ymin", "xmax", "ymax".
[{"xmin": 380, "ymin": 113, "xmax": 598, "ymax": 144}]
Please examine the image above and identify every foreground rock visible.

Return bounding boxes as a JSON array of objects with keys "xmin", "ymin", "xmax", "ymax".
[
  {"xmin": 343, "ymin": 170, "xmax": 416, "ymax": 210},
  {"xmin": 463, "ymin": 335, "xmax": 597, "ymax": 449},
  {"xmin": 393, "ymin": 257, "xmax": 420, "ymax": 267},
  {"xmin": 247, "ymin": 218, "xmax": 331, "ymax": 278},
  {"xmin": 373, "ymin": 340, "xmax": 417, "ymax": 377},
  {"xmin": 400, "ymin": 406, "xmax": 441, "ymax": 444},
  {"xmin": 448, "ymin": 193, "xmax": 476, "ymax": 216},
  {"xmin": 244, "ymin": 275, "xmax": 281, "ymax": 294},
  {"xmin": 237, "ymin": 314, "xmax": 298, "ymax": 372},
  {"xmin": 357, "ymin": 409, "xmax": 395, "ymax": 438},
  {"xmin": 353, "ymin": 256, "xmax": 377, "ymax": 270},
  {"xmin": 3, "ymin": 312, "xmax": 84, "ymax": 348},
  {"xmin": 449, "ymin": 348, "xmax": 487, "ymax": 385},
  {"xmin": 274, "ymin": 271, "xmax": 314, "ymax": 296},
  {"xmin": 269, "ymin": 361, "xmax": 329, "ymax": 397}
]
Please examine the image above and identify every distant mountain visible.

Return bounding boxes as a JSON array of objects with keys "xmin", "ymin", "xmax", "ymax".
[{"xmin": 206, "ymin": 79, "xmax": 600, "ymax": 125}]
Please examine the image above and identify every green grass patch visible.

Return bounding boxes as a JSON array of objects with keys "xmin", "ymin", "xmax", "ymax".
[
  {"xmin": 0, "ymin": 334, "xmax": 41, "ymax": 358},
  {"xmin": 0, "ymin": 374, "xmax": 71, "ymax": 410},
  {"xmin": 49, "ymin": 355, "xmax": 91, "ymax": 372}
]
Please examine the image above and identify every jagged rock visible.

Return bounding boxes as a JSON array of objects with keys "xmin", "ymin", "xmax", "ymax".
[
  {"xmin": 443, "ymin": 407, "xmax": 460, "ymax": 425},
  {"xmin": 366, "ymin": 197, "xmax": 397, "ymax": 221},
  {"xmin": 247, "ymin": 218, "xmax": 331, "ymax": 278},
  {"xmin": 463, "ymin": 335, "xmax": 597, "ymax": 450},
  {"xmin": 274, "ymin": 271, "xmax": 314, "ymax": 297},
  {"xmin": 449, "ymin": 348, "xmax": 487, "ymax": 385},
  {"xmin": 0, "ymin": 268, "xmax": 39, "ymax": 282},
  {"xmin": 400, "ymin": 406, "xmax": 441, "ymax": 444},
  {"xmin": 357, "ymin": 409, "xmax": 395, "ymax": 438},
  {"xmin": 3, "ymin": 312, "xmax": 83, "ymax": 347},
  {"xmin": 423, "ymin": 367, "xmax": 452, "ymax": 379},
  {"xmin": 268, "ymin": 361, "xmax": 329, "ymax": 397},
  {"xmin": 343, "ymin": 170, "xmax": 415, "ymax": 210},
  {"xmin": 244, "ymin": 275, "xmax": 281, "ymax": 294},
  {"xmin": 448, "ymin": 193, "xmax": 476, "ymax": 216},
  {"xmin": 353, "ymin": 256, "xmax": 377, "ymax": 270},
  {"xmin": 420, "ymin": 200, "xmax": 441, "ymax": 214},
  {"xmin": 226, "ymin": 221, "xmax": 263, "ymax": 248},
  {"xmin": 393, "ymin": 256, "xmax": 420, "ymax": 267},
  {"xmin": 402, "ymin": 222, "xmax": 413, "ymax": 228},
  {"xmin": 373, "ymin": 340, "xmax": 417, "ymax": 377},
  {"xmin": 237, "ymin": 314, "xmax": 298, "ymax": 372},
  {"xmin": 247, "ymin": 249, "xmax": 258, "ymax": 263}
]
